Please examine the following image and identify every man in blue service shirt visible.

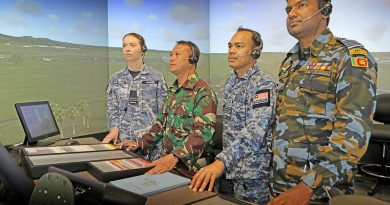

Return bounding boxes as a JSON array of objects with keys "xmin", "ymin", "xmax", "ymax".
[{"xmin": 190, "ymin": 27, "xmax": 276, "ymax": 205}]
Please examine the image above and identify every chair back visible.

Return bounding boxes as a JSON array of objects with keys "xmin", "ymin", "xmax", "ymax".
[
  {"xmin": 374, "ymin": 93, "xmax": 390, "ymax": 124},
  {"xmin": 0, "ymin": 144, "xmax": 34, "ymax": 202},
  {"xmin": 29, "ymin": 172, "xmax": 74, "ymax": 205}
]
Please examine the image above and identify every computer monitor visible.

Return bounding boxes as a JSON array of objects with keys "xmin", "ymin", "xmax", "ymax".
[{"xmin": 15, "ymin": 101, "xmax": 60, "ymax": 145}]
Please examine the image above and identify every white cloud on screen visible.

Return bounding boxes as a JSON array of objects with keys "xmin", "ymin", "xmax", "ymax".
[
  {"xmin": 364, "ymin": 24, "xmax": 387, "ymax": 42},
  {"xmin": 217, "ymin": 16, "xmax": 245, "ymax": 32},
  {"xmin": 48, "ymin": 14, "xmax": 59, "ymax": 20},
  {"xmin": 108, "ymin": 22, "xmax": 124, "ymax": 39},
  {"xmin": 82, "ymin": 12, "xmax": 93, "ymax": 18},
  {"xmin": 192, "ymin": 25, "xmax": 210, "ymax": 40},
  {"xmin": 108, "ymin": 22, "xmax": 142, "ymax": 47},
  {"xmin": 170, "ymin": 1, "xmax": 200, "ymax": 24},
  {"xmin": 148, "ymin": 13, "xmax": 158, "ymax": 21},
  {"xmin": 159, "ymin": 27, "xmax": 177, "ymax": 42},
  {"xmin": 130, "ymin": 23, "xmax": 141, "ymax": 33},
  {"xmin": 1, "ymin": 13, "xmax": 26, "ymax": 26},
  {"xmin": 14, "ymin": 0, "xmax": 42, "ymax": 16},
  {"xmin": 232, "ymin": 2, "xmax": 246, "ymax": 11},
  {"xmin": 74, "ymin": 21, "xmax": 89, "ymax": 33}
]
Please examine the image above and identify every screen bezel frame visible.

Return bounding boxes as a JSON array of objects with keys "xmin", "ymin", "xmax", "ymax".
[{"xmin": 15, "ymin": 101, "xmax": 60, "ymax": 144}]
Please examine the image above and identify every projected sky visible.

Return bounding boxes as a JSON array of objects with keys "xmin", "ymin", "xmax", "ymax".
[
  {"xmin": 0, "ymin": 0, "xmax": 108, "ymax": 46},
  {"xmin": 1, "ymin": 0, "xmax": 389, "ymax": 52}
]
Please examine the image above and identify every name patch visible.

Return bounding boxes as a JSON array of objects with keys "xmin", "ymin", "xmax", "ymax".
[
  {"xmin": 142, "ymin": 80, "xmax": 158, "ymax": 85},
  {"xmin": 305, "ymin": 69, "xmax": 332, "ymax": 77}
]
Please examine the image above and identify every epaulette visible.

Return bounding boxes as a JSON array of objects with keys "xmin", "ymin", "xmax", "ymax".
[
  {"xmin": 337, "ymin": 37, "xmax": 364, "ymax": 49},
  {"xmin": 337, "ymin": 37, "xmax": 370, "ymax": 68}
]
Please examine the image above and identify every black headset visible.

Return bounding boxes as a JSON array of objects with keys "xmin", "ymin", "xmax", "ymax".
[
  {"xmin": 122, "ymin": 33, "xmax": 148, "ymax": 53},
  {"xmin": 251, "ymin": 47, "xmax": 262, "ymax": 60},
  {"xmin": 251, "ymin": 30, "xmax": 263, "ymax": 59},
  {"xmin": 238, "ymin": 27, "xmax": 263, "ymax": 59},
  {"xmin": 141, "ymin": 44, "xmax": 148, "ymax": 53},
  {"xmin": 320, "ymin": 1, "xmax": 333, "ymax": 16},
  {"xmin": 188, "ymin": 44, "xmax": 198, "ymax": 65}
]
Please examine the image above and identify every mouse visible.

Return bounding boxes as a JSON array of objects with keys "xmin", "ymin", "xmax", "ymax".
[{"xmin": 64, "ymin": 139, "xmax": 80, "ymax": 146}]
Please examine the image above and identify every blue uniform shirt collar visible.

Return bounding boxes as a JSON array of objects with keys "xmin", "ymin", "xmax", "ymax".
[
  {"xmin": 233, "ymin": 64, "xmax": 260, "ymax": 80},
  {"xmin": 140, "ymin": 64, "xmax": 151, "ymax": 75},
  {"xmin": 121, "ymin": 64, "xmax": 151, "ymax": 80}
]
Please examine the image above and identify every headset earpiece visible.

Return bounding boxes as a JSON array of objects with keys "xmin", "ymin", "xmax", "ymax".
[
  {"xmin": 141, "ymin": 44, "xmax": 147, "ymax": 53},
  {"xmin": 188, "ymin": 55, "xmax": 197, "ymax": 64},
  {"xmin": 251, "ymin": 48, "xmax": 261, "ymax": 59},
  {"xmin": 320, "ymin": 2, "xmax": 332, "ymax": 16},
  {"xmin": 188, "ymin": 44, "xmax": 198, "ymax": 64}
]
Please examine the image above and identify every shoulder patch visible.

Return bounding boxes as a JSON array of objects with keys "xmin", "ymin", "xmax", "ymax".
[
  {"xmin": 253, "ymin": 89, "xmax": 270, "ymax": 108},
  {"xmin": 349, "ymin": 48, "xmax": 367, "ymax": 56},
  {"xmin": 351, "ymin": 57, "xmax": 368, "ymax": 68}
]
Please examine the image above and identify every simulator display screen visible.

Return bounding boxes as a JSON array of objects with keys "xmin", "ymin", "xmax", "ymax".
[{"xmin": 19, "ymin": 103, "xmax": 59, "ymax": 141}]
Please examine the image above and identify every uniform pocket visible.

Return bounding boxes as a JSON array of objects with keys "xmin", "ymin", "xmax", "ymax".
[
  {"xmin": 172, "ymin": 113, "xmax": 193, "ymax": 138},
  {"xmin": 298, "ymin": 73, "xmax": 335, "ymax": 115},
  {"xmin": 111, "ymin": 81, "xmax": 129, "ymax": 108},
  {"xmin": 141, "ymin": 82, "xmax": 158, "ymax": 113}
]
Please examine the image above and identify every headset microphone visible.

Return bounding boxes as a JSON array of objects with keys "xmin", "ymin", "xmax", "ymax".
[
  {"xmin": 234, "ymin": 52, "xmax": 259, "ymax": 59},
  {"xmin": 302, "ymin": 5, "xmax": 328, "ymax": 22},
  {"xmin": 236, "ymin": 53, "xmax": 252, "ymax": 58}
]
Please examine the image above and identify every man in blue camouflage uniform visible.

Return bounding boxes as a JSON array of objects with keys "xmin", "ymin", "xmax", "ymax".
[
  {"xmin": 268, "ymin": 1, "xmax": 377, "ymax": 205},
  {"xmin": 190, "ymin": 27, "xmax": 276, "ymax": 205},
  {"xmin": 103, "ymin": 33, "xmax": 167, "ymax": 161}
]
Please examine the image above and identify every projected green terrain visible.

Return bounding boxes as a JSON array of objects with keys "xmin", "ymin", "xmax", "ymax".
[{"xmin": 1, "ymin": 34, "xmax": 389, "ymax": 145}]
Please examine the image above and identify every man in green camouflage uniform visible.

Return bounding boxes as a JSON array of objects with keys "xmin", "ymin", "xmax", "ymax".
[
  {"xmin": 120, "ymin": 41, "xmax": 218, "ymax": 177},
  {"xmin": 269, "ymin": 0, "xmax": 377, "ymax": 204}
]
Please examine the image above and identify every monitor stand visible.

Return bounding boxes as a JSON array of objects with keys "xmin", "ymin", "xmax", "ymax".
[{"xmin": 23, "ymin": 137, "xmax": 55, "ymax": 147}]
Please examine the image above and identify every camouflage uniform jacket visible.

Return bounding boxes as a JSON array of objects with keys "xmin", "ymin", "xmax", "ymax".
[
  {"xmin": 216, "ymin": 65, "xmax": 276, "ymax": 179},
  {"xmin": 107, "ymin": 65, "xmax": 167, "ymax": 141},
  {"xmin": 271, "ymin": 28, "xmax": 377, "ymax": 198},
  {"xmin": 138, "ymin": 73, "xmax": 218, "ymax": 173}
]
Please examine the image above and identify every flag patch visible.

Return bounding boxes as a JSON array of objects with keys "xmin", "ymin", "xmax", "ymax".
[
  {"xmin": 351, "ymin": 57, "xmax": 368, "ymax": 68},
  {"xmin": 253, "ymin": 89, "xmax": 270, "ymax": 108}
]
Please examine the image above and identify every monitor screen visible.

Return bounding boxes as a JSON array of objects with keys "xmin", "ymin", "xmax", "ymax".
[{"xmin": 15, "ymin": 101, "xmax": 60, "ymax": 144}]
